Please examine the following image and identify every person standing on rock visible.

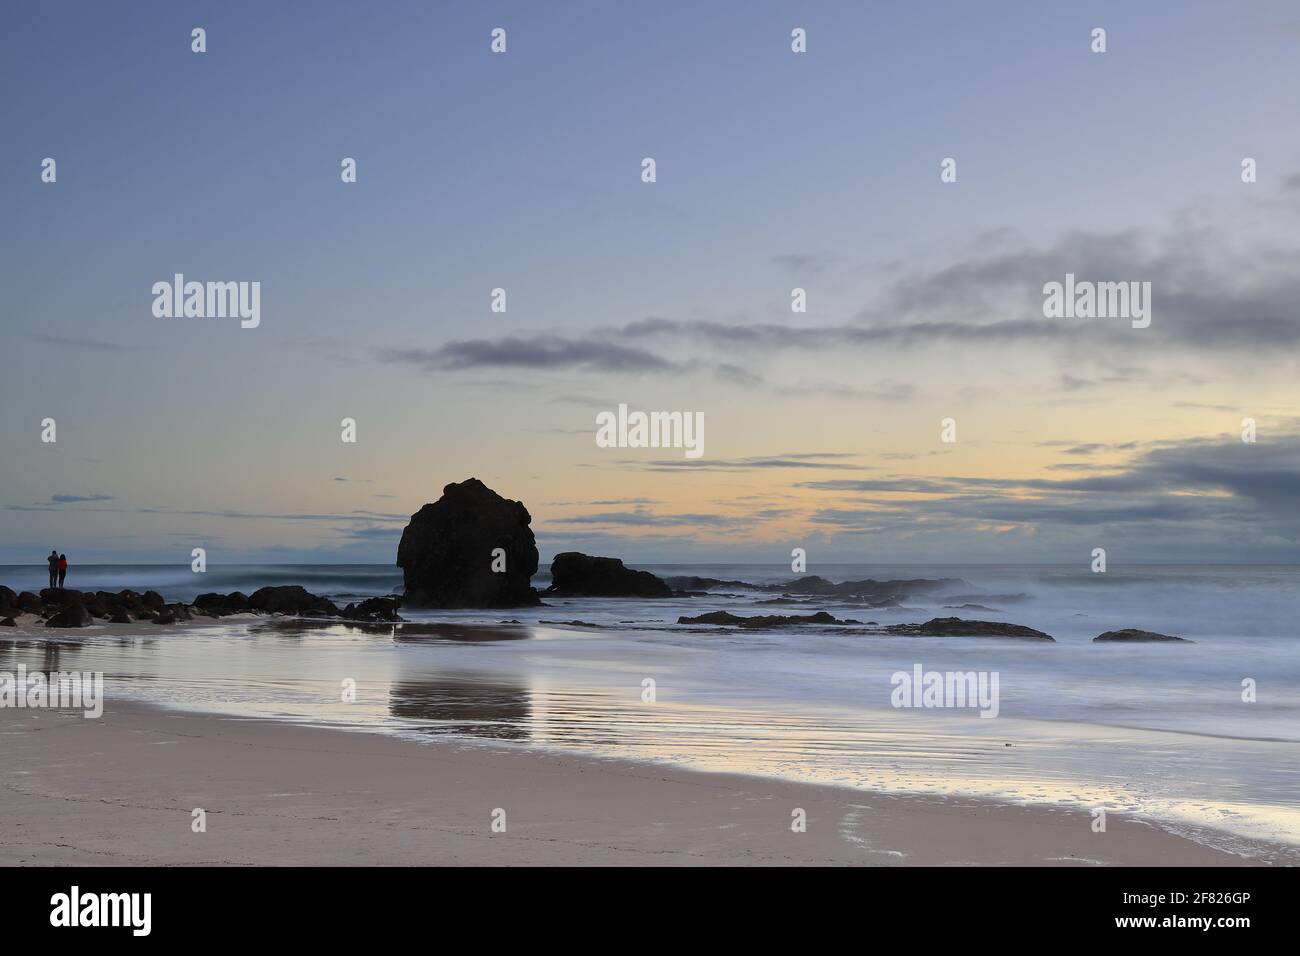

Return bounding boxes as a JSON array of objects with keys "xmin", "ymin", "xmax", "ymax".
[
  {"xmin": 57, "ymin": 553, "xmax": 68, "ymax": 588},
  {"xmin": 47, "ymin": 550, "xmax": 59, "ymax": 588}
]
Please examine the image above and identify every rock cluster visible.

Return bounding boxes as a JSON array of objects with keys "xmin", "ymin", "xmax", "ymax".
[{"xmin": 0, "ymin": 585, "xmax": 402, "ymax": 628}]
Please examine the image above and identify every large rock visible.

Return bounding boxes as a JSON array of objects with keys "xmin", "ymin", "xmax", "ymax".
[
  {"xmin": 396, "ymin": 478, "xmax": 540, "ymax": 607},
  {"xmin": 40, "ymin": 587, "xmax": 85, "ymax": 606},
  {"xmin": 547, "ymin": 552, "xmax": 672, "ymax": 598}
]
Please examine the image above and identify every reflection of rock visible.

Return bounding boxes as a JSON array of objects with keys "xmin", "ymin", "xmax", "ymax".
[
  {"xmin": 397, "ymin": 478, "xmax": 540, "ymax": 608},
  {"xmin": 392, "ymin": 622, "xmax": 528, "ymax": 643},
  {"xmin": 1093, "ymin": 628, "xmax": 1190, "ymax": 643},
  {"xmin": 679, "ymin": 610, "xmax": 862, "ymax": 628},
  {"xmin": 547, "ymin": 552, "xmax": 672, "ymax": 597},
  {"xmin": 389, "ymin": 676, "xmax": 531, "ymax": 740}
]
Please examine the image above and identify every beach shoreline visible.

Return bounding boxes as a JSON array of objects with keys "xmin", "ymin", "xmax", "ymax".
[{"xmin": 1, "ymin": 697, "xmax": 1284, "ymax": 867}]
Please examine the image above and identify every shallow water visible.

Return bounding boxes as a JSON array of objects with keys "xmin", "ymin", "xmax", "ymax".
[{"xmin": 3, "ymin": 563, "xmax": 1297, "ymax": 860}]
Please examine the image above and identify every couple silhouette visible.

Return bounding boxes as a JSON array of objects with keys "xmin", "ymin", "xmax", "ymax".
[{"xmin": 47, "ymin": 550, "xmax": 68, "ymax": 588}]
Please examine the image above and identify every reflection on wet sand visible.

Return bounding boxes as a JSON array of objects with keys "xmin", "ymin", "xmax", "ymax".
[
  {"xmin": 1, "ymin": 637, "xmax": 79, "ymax": 674},
  {"xmin": 253, "ymin": 619, "xmax": 530, "ymax": 642},
  {"xmin": 389, "ymin": 674, "xmax": 532, "ymax": 739}
]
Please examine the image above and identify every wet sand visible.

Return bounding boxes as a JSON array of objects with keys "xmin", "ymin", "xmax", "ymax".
[{"xmin": 0, "ymin": 699, "xmax": 1273, "ymax": 866}]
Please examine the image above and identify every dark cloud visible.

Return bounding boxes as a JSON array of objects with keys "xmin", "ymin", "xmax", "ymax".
[
  {"xmin": 379, "ymin": 336, "xmax": 677, "ymax": 373},
  {"xmin": 49, "ymin": 493, "xmax": 114, "ymax": 503},
  {"xmin": 624, "ymin": 453, "xmax": 866, "ymax": 473},
  {"xmin": 798, "ymin": 430, "xmax": 1300, "ymax": 541}
]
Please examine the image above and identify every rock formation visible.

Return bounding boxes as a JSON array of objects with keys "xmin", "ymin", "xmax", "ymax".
[
  {"xmin": 396, "ymin": 478, "xmax": 540, "ymax": 607},
  {"xmin": 882, "ymin": 617, "xmax": 1055, "ymax": 641},
  {"xmin": 547, "ymin": 552, "xmax": 672, "ymax": 598},
  {"xmin": 1093, "ymin": 629, "xmax": 1189, "ymax": 643}
]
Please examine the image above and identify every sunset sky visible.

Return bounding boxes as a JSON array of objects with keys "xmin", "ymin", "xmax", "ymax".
[{"xmin": 3, "ymin": 0, "xmax": 1299, "ymax": 564}]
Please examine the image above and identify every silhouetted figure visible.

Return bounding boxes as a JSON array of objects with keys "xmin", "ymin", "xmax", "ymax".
[
  {"xmin": 57, "ymin": 553, "xmax": 68, "ymax": 588},
  {"xmin": 47, "ymin": 550, "xmax": 59, "ymax": 588}
]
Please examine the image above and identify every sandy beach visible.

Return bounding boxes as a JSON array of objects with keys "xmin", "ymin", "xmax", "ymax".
[{"xmin": 1, "ymin": 696, "xmax": 1277, "ymax": 867}]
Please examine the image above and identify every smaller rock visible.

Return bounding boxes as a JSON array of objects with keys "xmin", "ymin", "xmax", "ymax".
[
  {"xmin": 248, "ymin": 586, "xmax": 339, "ymax": 616},
  {"xmin": 883, "ymin": 617, "xmax": 1054, "ymax": 641},
  {"xmin": 547, "ymin": 553, "xmax": 672, "ymax": 598},
  {"xmin": 1, "ymin": 617, "xmax": 15, "ymax": 627},
  {"xmin": 194, "ymin": 592, "xmax": 250, "ymax": 616},
  {"xmin": 45, "ymin": 606, "xmax": 93, "ymax": 628},
  {"xmin": 341, "ymin": 596, "xmax": 402, "ymax": 623},
  {"xmin": 1093, "ymin": 629, "xmax": 1190, "ymax": 643}
]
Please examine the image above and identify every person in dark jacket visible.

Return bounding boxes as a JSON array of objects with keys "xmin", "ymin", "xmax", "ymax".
[{"xmin": 47, "ymin": 550, "xmax": 59, "ymax": 588}]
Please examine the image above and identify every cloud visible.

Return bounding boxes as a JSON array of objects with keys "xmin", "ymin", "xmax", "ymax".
[
  {"xmin": 772, "ymin": 252, "xmax": 840, "ymax": 275},
  {"xmin": 379, "ymin": 336, "xmax": 677, "ymax": 373},
  {"xmin": 33, "ymin": 335, "xmax": 150, "ymax": 352},
  {"xmin": 621, "ymin": 453, "xmax": 867, "ymax": 473},
  {"xmin": 49, "ymin": 493, "xmax": 114, "ymax": 503},
  {"xmin": 775, "ymin": 380, "xmax": 917, "ymax": 402},
  {"xmin": 543, "ymin": 506, "xmax": 737, "ymax": 528},
  {"xmin": 7, "ymin": 503, "xmax": 408, "ymax": 523},
  {"xmin": 797, "ymin": 429, "xmax": 1300, "ymax": 543}
]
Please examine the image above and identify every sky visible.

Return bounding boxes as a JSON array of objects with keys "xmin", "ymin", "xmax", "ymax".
[{"xmin": 2, "ymin": 0, "xmax": 1299, "ymax": 565}]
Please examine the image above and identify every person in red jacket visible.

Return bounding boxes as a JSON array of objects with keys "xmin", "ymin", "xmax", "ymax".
[{"xmin": 57, "ymin": 553, "xmax": 68, "ymax": 587}]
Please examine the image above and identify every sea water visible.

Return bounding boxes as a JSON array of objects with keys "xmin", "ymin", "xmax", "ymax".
[{"xmin": 3, "ymin": 563, "xmax": 1297, "ymax": 859}]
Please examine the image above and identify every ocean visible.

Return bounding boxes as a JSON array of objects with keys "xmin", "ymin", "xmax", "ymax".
[{"xmin": 3, "ymin": 562, "xmax": 1297, "ymax": 860}]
